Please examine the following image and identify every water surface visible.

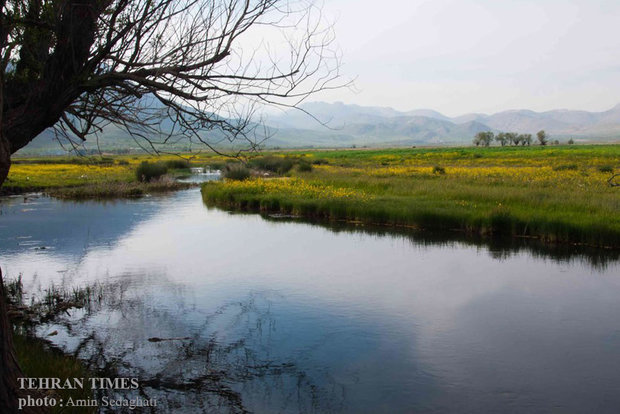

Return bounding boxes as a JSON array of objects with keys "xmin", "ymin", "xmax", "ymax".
[{"xmin": 1, "ymin": 187, "xmax": 619, "ymax": 413}]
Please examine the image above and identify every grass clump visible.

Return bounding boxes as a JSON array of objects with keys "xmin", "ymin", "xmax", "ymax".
[
  {"xmin": 553, "ymin": 163, "xmax": 579, "ymax": 171},
  {"xmin": 49, "ymin": 180, "xmax": 193, "ymax": 199},
  {"xmin": 432, "ymin": 165, "xmax": 446, "ymax": 174},
  {"xmin": 205, "ymin": 161, "xmax": 226, "ymax": 171},
  {"xmin": 248, "ymin": 156, "xmax": 295, "ymax": 174},
  {"xmin": 598, "ymin": 165, "xmax": 614, "ymax": 173},
  {"xmin": 165, "ymin": 159, "xmax": 191, "ymax": 170},
  {"xmin": 223, "ymin": 163, "xmax": 251, "ymax": 180},
  {"xmin": 3, "ymin": 276, "xmax": 98, "ymax": 413},
  {"xmin": 13, "ymin": 335, "xmax": 97, "ymax": 414},
  {"xmin": 311, "ymin": 158, "xmax": 329, "ymax": 165},
  {"xmin": 297, "ymin": 161, "xmax": 313, "ymax": 172},
  {"xmin": 136, "ymin": 161, "xmax": 168, "ymax": 182},
  {"xmin": 13, "ymin": 156, "xmax": 113, "ymax": 166}
]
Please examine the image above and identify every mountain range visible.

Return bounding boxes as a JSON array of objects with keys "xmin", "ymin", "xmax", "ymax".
[
  {"xmin": 19, "ymin": 101, "xmax": 620, "ymax": 154},
  {"xmin": 263, "ymin": 101, "xmax": 620, "ymax": 147}
]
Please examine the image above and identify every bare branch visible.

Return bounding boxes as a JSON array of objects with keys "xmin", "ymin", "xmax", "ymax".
[{"xmin": 1, "ymin": 0, "xmax": 347, "ymax": 155}]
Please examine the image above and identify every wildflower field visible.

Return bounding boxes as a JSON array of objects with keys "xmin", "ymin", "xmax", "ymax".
[
  {"xmin": 202, "ymin": 145, "xmax": 620, "ymax": 248},
  {"xmin": 3, "ymin": 153, "xmax": 230, "ymax": 197},
  {"xmin": 6, "ymin": 161, "xmax": 134, "ymax": 188}
]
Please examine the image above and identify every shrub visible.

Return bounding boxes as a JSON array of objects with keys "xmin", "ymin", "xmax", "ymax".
[
  {"xmin": 165, "ymin": 159, "xmax": 190, "ymax": 169},
  {"xmin": 98, "ymin": 157, "xmax": 115, "ymax": 165},
  {"xmin": 223, "ymin": 163, "xmax": 251, "ymax": 180},
  {"xmin": 248, "ymin": 156, "xmax": 294, "ymax": 174},
  {"xmin": 205, "ymin": 161, "xmax": 225, "ymax": 171},
  {"xmin": 598, "ymin": 165, "xmax": 614, "ymax": 173},
  {"xmin": 432, "ymin": 165, "xmax": 446, "ymax": 174},
  {"xmin": 136, "ymin": 161, "xmax": 168, "ymax": 182},
  {"xmin": 553, "ymin": 164, "xmax": 578, "ymax": 171},
  {"xmin": 311, "ymin": 158, "xmax": 329, "ymax": 165},
  {"xmin": 297, "ymin": 162, "xmax": 313, "ymax": 172}
]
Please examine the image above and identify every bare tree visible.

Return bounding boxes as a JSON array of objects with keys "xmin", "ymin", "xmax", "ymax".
[{"xmin": 0, "ymin": 0, "xmax": 344, "ymax": 410}]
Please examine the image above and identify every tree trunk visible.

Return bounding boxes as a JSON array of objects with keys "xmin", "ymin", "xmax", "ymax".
[
  {"xmin": 0, "ymin": 269, "xmax": 21, "ymax": 413},
  {"xmin": 0, "ymin": 135, "xmax": 9, "ymax": 185},
  {"xmin": 0, "ymin": 136, "xmax": 22, "ymax": 413}
]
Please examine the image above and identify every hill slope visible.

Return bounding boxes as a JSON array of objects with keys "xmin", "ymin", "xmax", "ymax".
[{"xmin": 17, "ymin": 101, "xmax": 620, "ymax": 154}]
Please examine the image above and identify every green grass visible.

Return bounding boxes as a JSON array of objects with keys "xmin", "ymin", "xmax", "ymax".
[
  {"xmin": 296, "ymin": 144, "xmax": 620, "ymax": 168},
  {"xmin": 48, "ymin": 180, "xmax": 194, "ymax": 199},
  {"xmin": 136, "ymin": 161, "xmax": 168, "ymax": 182},
  {"xmin": 247, "ymin": 155, "xmax": 295, "ymax": 174},
  {"xmin": 4, "ymin": 275, "xmax": 98, "ymax": 414},
  {"xmin": 3, "ymin": 153, "xmax": 207, "ymax": 198},
  {"xmin": 222, "ymin": 163, "xmax": 251, "ymax": 180},
  {"xmin": 202, "ymin": 145, "xmax": 620, "ymax": 248},
  {"xmin": 13, "ymin": 334, "xmax": 97, "ymax": 414}
]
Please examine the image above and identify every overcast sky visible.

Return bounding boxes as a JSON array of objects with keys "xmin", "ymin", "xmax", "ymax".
[{"xmin": 312, "ymin": 0, "xmax": 620, "ymax": 115}]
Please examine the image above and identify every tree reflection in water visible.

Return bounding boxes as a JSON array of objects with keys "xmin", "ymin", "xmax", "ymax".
[{"xmin": 33, "ymin": 279, "xmax": 346, "ymax": 413}]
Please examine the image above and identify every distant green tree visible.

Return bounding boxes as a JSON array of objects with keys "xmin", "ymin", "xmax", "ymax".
[
  {"xmin": 568, "ymin": 138, "xmax": 575, "ymax": 145},
  {"xmin": 474, "ymin": 131, "xmax": 494, "ymax": 147},
  {"xmin": 537, "ymin": 130, "xmax": 548, "ymax": 146},
  {"xmin": 504, "ymin": 132, "xmax": 519, "ymax": 146},
  {"xmin": 519, "ymin": 134, "xmax": 532, "ymax": 146},
  {"xmin": 495, "ymin": 132, "xmax": 508, "ymax": 146}
]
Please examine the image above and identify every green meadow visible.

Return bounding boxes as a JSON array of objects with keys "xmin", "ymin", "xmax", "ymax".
[
  {"xmin": 2, "ymin": 154, "xmax": 224, "ymax": 198},
  {"xmin": 202, "ymin": 145, "xmax": 620, "ymax": 248}
]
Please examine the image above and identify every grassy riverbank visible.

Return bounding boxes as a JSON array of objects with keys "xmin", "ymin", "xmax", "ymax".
[
  {"xmin": 202, "ymin": 145, "xmax": 620, "ymax": 248},
  {"xmin": 2, "ymin": 153, "xmax": 227, "ymax": 198},
  {"xmin": 4, "ymin": 276, "xmax": 97, "ymax": 413},
  {"xmin": 13, "ymin": 334, "xmax": 97, "ymax": 414}
]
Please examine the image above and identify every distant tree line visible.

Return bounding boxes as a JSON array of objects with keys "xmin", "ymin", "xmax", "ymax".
[{"xmin": 473, "ymin": 130, "xmax": 560, "ymax": 147}]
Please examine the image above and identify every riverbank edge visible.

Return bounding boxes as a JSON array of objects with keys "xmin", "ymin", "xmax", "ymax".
[
  {"xmin": 1, "ymin": 180, "xmax": 196, "ymax": 200},
  {"xmin": 201, "ymin": 183, "xmax": 620, "ymax": 250},
  {"xmin": 12, "ymin": 332, "xmax": 97, "ymax": 414}
]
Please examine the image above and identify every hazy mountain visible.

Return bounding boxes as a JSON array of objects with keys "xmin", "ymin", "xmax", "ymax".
[
  {"xmin": 452, "ymin": 113, "xmax": 488, "ymax": 124},
  {"xmin": 482, "ymin": 110, "xmax": 570, "ymax": 132},
  {"xmin": 404, "ymin": 109, "xmax": 451, "ymax": 122},
  {"xmin": 16, "ymin": 101, "xmax": 620, "ymax": 154},
  {"xmin": 596, "ymin": 103, "xmax": 620, "ymax": 125},
  {"xmin": 450, "ymin": 105, "xmax": 620, "ymax": 135},
  {"xmin": 333, "ymin": 116, "xmax": 489, "ymax": 144},
  {"xmin": 268, "ymin": 101, "xmax": 406, "ymax": 131},
  {"xmin": 265, "ymin": 101, "xmax": 620, "ymax": 147}
]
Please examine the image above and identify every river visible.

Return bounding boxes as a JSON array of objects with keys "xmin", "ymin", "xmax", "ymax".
[{"xmin": 1, "ymin": 182, "xmax": 619, "ymax": 413}]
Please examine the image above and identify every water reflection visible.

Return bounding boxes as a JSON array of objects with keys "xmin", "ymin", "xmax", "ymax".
[
  {"xmin": 40, "ymin": 280, "xmax": 351, "ymax": 413},
  {"xmin": 1, "ymin": 188, "xmax": 620, "ymax": 413},
  {"xmin": 256, "ymin": 214, "xmax": 620, "ymax": 270}
]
